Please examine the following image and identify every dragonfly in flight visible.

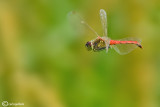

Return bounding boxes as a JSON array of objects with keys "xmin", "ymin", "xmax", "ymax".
[{"xmin": 69, "ymin": 9, "xmax": 143, "ymax": 55}]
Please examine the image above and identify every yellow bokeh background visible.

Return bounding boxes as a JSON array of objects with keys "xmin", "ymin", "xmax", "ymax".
[{"xmin": 0, "ymin": 0, "xmax": 160, "ymax": 107}]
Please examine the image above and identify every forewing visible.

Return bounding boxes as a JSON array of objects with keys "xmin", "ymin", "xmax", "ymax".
[
  {"xmin": 67, "ymin": 11, "xmax": 85, "ymax": 34},
  {"xmin": 68, "ymin": 11, "xmax": 99, "ymax": 37},
  {"xmin": 100, "ymin": 9, "xmax": 107, "ymax": 37},
  {"xmin": 111, "ymin": 37, "xmax": 142, "ymax": 55}
]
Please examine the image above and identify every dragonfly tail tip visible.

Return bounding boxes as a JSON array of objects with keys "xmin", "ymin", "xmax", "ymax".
[{"xmin": 137, "ymin": 44, "xmax": 143, "ymax": 49}]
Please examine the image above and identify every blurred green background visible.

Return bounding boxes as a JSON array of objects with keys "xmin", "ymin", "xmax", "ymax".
[{"xmin": 0, "ymin": 0, "xmax": 160, "ymax": 107}]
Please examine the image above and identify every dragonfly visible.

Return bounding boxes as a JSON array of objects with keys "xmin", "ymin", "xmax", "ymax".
[{"xmin": 68, "ymin": 9, "xmax": 143, "ymax": 55}]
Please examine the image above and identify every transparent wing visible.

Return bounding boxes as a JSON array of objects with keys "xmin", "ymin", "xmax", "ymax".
[
  {"xmin": 67, "ymin": 11, "xmax": 85, "ymax": 34},
  {"xmin": 100, "ymin": 9, "xmax": 107, "ymax": 37},
  {"xmin": 67, "ymin": 11, "xmax": 99, "ymax": 37},
  {"xmin": 105, "ymin": 37, "xmax": 111, "ymax": 53},
  {"xmin": 111, "ymin": 37, "xmax": 142, "ymax": 55}
]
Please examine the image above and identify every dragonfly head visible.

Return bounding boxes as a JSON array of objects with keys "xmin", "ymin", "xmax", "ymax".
[{"xmin": 85, "ymin": 41, "xmax": 92, "ymax": 51}]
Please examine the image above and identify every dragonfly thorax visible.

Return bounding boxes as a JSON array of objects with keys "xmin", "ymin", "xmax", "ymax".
[
  {"xmin": 92, "ymin": 38, "xmax": 106, "ymax": 51},
  {"xmin": 85, "ymin": 38, "xmax": 107, "ymax": 52}
]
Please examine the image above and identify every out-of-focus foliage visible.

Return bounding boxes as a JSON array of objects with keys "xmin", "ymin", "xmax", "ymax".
[{"xmin": 0, "ymin": 0, "xmax": 160, "ymax": 107}]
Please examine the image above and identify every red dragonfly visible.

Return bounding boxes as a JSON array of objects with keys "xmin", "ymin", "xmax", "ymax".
[{"xmin": 69, "ymin": 9, "xmax": 143, "ymax": 55}]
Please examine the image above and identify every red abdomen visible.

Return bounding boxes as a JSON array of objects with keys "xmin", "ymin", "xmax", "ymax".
[{"xmin": 110, "ymin": 40, "xmax": 143, "ymax": 48}]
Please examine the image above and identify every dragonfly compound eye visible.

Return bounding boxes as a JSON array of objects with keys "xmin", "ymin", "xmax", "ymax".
[{"xmin": 85, "ymin": 41, "xmax": 92, "ymax": 51}]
